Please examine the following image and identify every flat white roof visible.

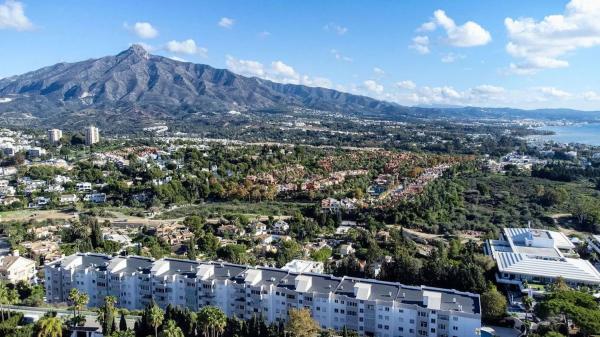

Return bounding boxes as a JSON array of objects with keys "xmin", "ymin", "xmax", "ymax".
[{"xmin": 494, "ymin": 251, "xmax": 600, "ymax": 284}]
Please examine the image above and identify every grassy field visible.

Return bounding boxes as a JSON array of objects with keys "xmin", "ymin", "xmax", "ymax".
[{"xmin": 155, "ymin": 201, "xmax": 313, "ymax": 219}]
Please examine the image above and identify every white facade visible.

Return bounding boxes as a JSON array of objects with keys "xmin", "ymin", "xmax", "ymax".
[
  {"xmin": 46, "ymin": 253, "xmax": 481, "ymax": 337},
  {"xmin": 282, "ymin": 259, "xmax": 324, "ymax": 274},
  {"xmin": 0, "ymin": 253, "xmax": 36, "ymax": 282},
  {"xmin": 47, "ymin": 129, "xmax": 63, "ymax": 144},
  {"xmin": 85, "ymin": 126, "xmax": 100, "ymax": 145}
]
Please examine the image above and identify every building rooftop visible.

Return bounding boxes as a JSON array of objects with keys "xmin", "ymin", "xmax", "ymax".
[
  {"xmin": 48, "ymin": 252, "xmax": 480, "ymax": 314},
  {"xmin": 488, "ymin": 227, "xmax": 600, "ymax": 285}
]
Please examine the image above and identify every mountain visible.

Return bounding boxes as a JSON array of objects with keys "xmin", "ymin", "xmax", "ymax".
[
  {"xmin": 0, "ymin": 45, "xmax": 598, "ymax": 131},
  {"xmin": 0, "ymin": 45, "xmax": 408, "ymax": 130}
]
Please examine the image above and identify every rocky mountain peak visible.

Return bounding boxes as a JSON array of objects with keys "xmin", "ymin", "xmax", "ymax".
[{"xmin": 117, "ymin": 44, "xmax": 150, "ymax": 60}]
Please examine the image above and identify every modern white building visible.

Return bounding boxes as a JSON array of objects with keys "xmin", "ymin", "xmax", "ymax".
[
  {"xmin": 85, "ymin": 126, "xmax": 100, "ymax": 145},
  {"xmin": 486, "ymin": 227, "xmax": 600, "ymax": 288},
  {"xmin": 47, "ymin": 129, "xmax": 63, "ymax": 144},
  {"xmin": 45, "ymin": 253, "xmax": 481, "ymax": 337},
  {"xmin": 282, "ymin": 259, "xmax": 325, "ymax": 274},
  {"xmin": 26, "ymin": 147, "xmax": 46, "ymax": 158}
]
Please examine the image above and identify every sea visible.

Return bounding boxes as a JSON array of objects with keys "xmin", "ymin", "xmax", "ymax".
[{"xmin": 535, "ymin": 123, "xmax": 600, "ymax": 146}]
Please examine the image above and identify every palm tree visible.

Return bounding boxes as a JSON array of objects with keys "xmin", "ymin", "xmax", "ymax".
[
  {"xmin": 163, "ymin": 319, "xmax": 185, "ymax": 337},
  {"xmin": 5, "ymin": 287, "xmax": 19, "ymax": 319},
  {"xmin": 0, "ymin": 282, "xmax": 7, "ymax": 322},
  {"xmin": 197, "ymin": 306, "xmax": 227, "ymax": 337},
  {"xmin": 522, "ymin": 296, "xmax": 534, "ymax": 324},
  {"xmin": 97, "ymin": 295, "xmax": 118, "ymax": 335},
  {"xmin": 148, "ymin": 303, "xmax": 164, "ymax": 337},
  {"xmin": 36, "ymin": 316, "xmax": 63, "ymax": 337},
  {"xmin": 68, "ymin": 288, "xmax": 89, "ymax": 326}
]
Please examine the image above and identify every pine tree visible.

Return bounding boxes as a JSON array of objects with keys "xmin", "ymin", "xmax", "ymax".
[{"xmin": 120, "ymin": 312, "xmax": 127, "ymax": 331}]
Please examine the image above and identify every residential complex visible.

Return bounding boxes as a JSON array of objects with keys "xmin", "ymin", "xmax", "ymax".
[
  {"xmin": 85, "ymin": 125, "xmax": 100, "ymax": 145},
  {"xmin": 485, "ymin": 227, "xmax": 600, "ymax": 289},
  {"xmin": 47, "ymin": 129, "xmax": 63, "ymax": 144},
  {"xmin": 45, "ymin": 253, "xmax": 481, "ymax": 337}
]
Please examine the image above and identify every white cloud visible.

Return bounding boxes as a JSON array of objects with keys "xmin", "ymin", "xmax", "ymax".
[
  {"xmin": 583, "ymin": 91, "xmax": 600, "ymax": 101},
  {"xmin": 302, "ymin": 76, "xmax": 333, "ymax": 88},
  {"xmin": 128, "ymin": 22, "xmax": 158, "ymax": 39},
  {"xmin": 431, "ymin": 10, "xmax": 491, "ymax": 47},
  {"xmin": 441, "ymin": 52, "xmax": 465, "ymax": 63},
  {"xmin": 324, "ymin": 22, "xmax": 348, "ymax": 35},
  {"xmin": 225, "ymin": 55, "xmax": 331, "ymax": 88},
  {"xmin": 505, "ymin": 0, "xmax": 600, "ymax": 74},
  {"xmin": 330, "ymin": 49, "xmax": 353, "ymax": 62},
  {"xmin": 218, "ymin": 17, "xmax": 235, "ymax": 29},
  {"xmin": 538, "ymin": 87, "xmax": 572, "ymax": 99},
  {"xmin": 258, "ymin": 31, "xmax": 271, "ymax": 38},
  {"xmin": 373, "ymin": 67, "xmax": 385, "ymax": 77},
  {"xmin": 412, "ymin": 10, "xmax": 490, "ymax": 53},
  {"xmin": 363, "ymin": 80, "xmax": 384, "ymax": 94},
  {"xmin": 226, "ymin": 55, "xmax": 266, "ymax": 77},
  {"xmin": 410, "ymin": 35, "xmax": 430, "ymax": 54},
  {"xmin": 0, "ymin": 0, "xmax": 32, "ymax": 31},
  {"xmin": 396, "ymin": 80, "xmax": 416, "ymax": 90},
  {"xmin": 271, "ymin": 60, "xmax": 298, "ymax": 79},
  {"xmin": 471, "ymin": 84, "xmax": 505, "ymax": 95},
  {"xmin": 418, "ymin": 21, "xmax": 437, "ymax": 32},
  {"xmin": 165, "ymin": 39, "xmax": 207, "ymax": 56}
]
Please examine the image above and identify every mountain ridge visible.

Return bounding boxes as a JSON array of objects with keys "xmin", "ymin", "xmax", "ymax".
[
  {"xmin": 0, "ymin": 45, "xmax": 408, "ymax": 129},
  {"xmin": 0, "ymin": 45, "xmax": 598, "ymax": 131}
]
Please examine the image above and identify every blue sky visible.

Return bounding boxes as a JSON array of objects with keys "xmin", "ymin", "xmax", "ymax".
[{"xmin": 1, "ymin": 0, "xmax": 599, "ymax": 110}]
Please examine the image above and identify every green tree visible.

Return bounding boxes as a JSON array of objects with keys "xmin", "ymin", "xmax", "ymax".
[
  {"xmin": 67, "ymin": 288, "xmax": 88, "ymax": 326},
  {"xmin": 216, "ymin": 244, "xmax": 248, "ymax": 264},
  {"xmin": 286, "ymin": 308, "xmax": 320, "ymax": 337},
  {"xmin": 197, "ymin": 306, "xmax": 227, "ymax": 337},
  {"xmin": 97, "ymin": 296, "xmax": 118, "ymax": 336},
  {"xmin": 522, "ymin": 296, "xmax": 534, "ymax": 325},
  {"xmin": 148, "ymin": 303, "xmax": 164, "ymax": 337},
  {"xmin": 480, "ymin": 284, "xmax": 507, "ymax": 322},
  {"xmin": 36, "ymin": 316, "xmax": 63, "ymax": 337},
  {"xmin": 162, "ymin": 320, "xmax": 184, "ymax": 337},
  {"xmin": 119, "ymin": 312, "xmax": 127, "ymax": 331},
  {"xmin": 536, "ymin": 288, "xmax": 600, "ymax": 337}
]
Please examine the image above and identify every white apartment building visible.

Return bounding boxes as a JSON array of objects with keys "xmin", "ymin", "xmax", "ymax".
[
  {"xmin": 47, "ymin": 129, "xmax": 63, "ymax": 144},
  {"xmin": 85, "ymin": 126, "xmax": 100, "ymax": 145},
  {"xmin": 45, "ymin": 253, "xmax": 481, "ymax": 337},
  {"xmin": 486, "ymin": 227, "xmax": 600, "ymax": 288}
]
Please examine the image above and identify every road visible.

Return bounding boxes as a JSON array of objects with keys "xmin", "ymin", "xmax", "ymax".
[{"xmin": 6, "ymin": 304, "xmax": 140, "ymax": 328}]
